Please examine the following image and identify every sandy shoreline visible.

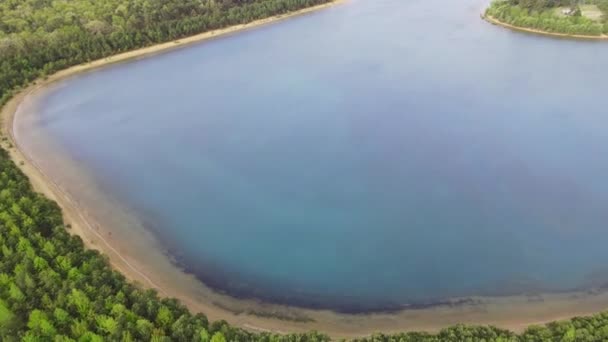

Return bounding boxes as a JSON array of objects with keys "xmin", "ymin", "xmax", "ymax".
[
  {"xmin": 483, "ymin": 13, "xmax": 608, "ymax": 40},
  {"xmin": 3, "ymin": 0, "xmax": 608, "ymax": 338}
]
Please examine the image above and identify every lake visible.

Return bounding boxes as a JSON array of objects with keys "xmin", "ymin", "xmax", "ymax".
[{"xmin": 16, "ymin": 0, "xmax": 608, "ymax": 312}]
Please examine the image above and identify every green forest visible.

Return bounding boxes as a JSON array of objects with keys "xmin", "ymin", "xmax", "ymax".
[
  {"xmin": 3, "ymin": 0, "xmax": 608, "ymax": 340},
  {"xmin": 486, "ymin": 0, "xmax": 608, "ymax": 36}
]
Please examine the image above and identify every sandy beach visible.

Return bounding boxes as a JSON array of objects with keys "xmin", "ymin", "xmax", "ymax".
[
  {"xmin": 483, "ymin": 14, "xmax": 608, "ymax": 40},
  {"xmin": 3, "ymin": 0, "xmax": 608, "ymax": 338}
]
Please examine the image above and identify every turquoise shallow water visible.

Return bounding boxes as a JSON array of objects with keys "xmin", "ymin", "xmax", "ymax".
[{"xmin": 22, "ymin": 0, "xmax": 608, "ymax": 311}]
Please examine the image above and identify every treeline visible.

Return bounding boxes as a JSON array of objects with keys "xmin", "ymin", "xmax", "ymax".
[
  {"xmin": 507, "ymin": 0, "xmax": 578, "ymax": 10},
  {"xmin": 507, "ymin": 0, "xmax": 608, "ymax": 11},
  {"xmin": 486, "ymin": 0, "xmax": 608, "ymax": 35},
  {"xmin": 354, "ymin": 313, "xmax": 608, "ymax": 341},
  {"xmin": 0, "ymin": 0, "xmax": 331, "ymax": 106}
]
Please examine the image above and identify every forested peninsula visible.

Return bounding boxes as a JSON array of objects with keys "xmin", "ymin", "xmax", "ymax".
[
  {"xmin": 485, "ymin": 0, "xmax": 608, "ymax": 38},
  {"xmin": 3, "ymin": 0, "xmax": 608, "ymax": 341}
]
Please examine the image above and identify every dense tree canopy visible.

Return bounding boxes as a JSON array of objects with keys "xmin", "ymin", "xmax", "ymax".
[
  {"xmin": 3, "ymin": 0, "xmax": 608, "ymax": 340},
  {"xmin": 507, "ymin": 0, "xmax": 578, "ymax": 10}
]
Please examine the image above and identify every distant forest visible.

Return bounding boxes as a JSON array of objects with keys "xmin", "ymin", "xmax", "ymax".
[{"xmin": 4, "ymin": 0, "xmax": 608, "ymax": 340}]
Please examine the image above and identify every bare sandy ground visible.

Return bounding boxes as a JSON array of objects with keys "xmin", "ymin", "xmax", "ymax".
[{"xmin": 3, "ymin": 1, "xmax": 608, "ymax": 338}]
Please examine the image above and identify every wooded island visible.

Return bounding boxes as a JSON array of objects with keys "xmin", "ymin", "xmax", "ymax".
[{"xmin": 486, "ymin": 0, "xmax": 608, "ymax": 37}]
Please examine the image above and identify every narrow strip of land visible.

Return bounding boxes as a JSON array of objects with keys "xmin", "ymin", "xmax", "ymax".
[{"xmin": 483, "ymin": 13, "xmax": 608, "ymax": 40}]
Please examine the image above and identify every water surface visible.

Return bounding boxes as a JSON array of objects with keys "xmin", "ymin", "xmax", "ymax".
[{"xmin": 18, "ymin": 0, "xmax": 608, "ymax": 311}]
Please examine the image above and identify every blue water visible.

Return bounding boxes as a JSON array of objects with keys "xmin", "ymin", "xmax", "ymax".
[{"xmin": 27, "ymin": 0, "xmax": 608, "ymax": 311}]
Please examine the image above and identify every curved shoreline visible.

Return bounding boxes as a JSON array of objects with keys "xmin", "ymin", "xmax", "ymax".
[
  {"xmin": 4, "ymin": 1, "xmax": 608, "ymax": 338},
  {"xmin": 1, "ymin": 0, "xmax": 347, "ymax": 296},
  {"xmin": 482, "ymin": 13, "xmax": 608, "ymax": 40}
]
